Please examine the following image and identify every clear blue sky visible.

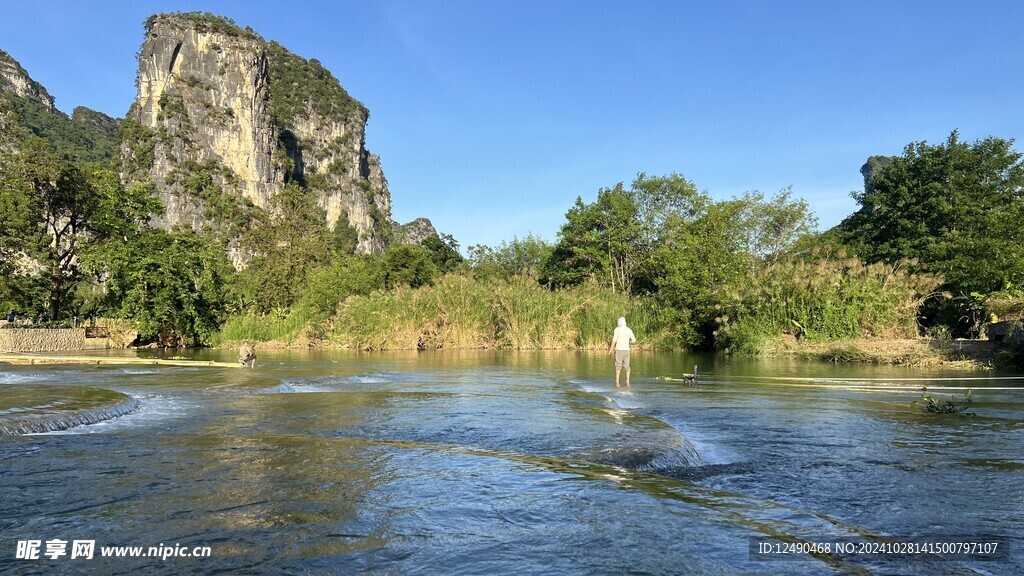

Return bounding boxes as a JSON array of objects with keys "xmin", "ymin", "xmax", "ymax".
[{"xmin": 3, "ymin": 1, "xmax": 1022, "ymax": 248}]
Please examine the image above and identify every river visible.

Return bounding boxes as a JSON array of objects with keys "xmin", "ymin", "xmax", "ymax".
[{"xmin": 1, "ymin": 350, "xmax": 1022, "ymax": 575}]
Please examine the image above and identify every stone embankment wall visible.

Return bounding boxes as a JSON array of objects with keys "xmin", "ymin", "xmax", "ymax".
[{"xmin": 0, "ymin": 328, "xmax": 112, "ymax": 352}]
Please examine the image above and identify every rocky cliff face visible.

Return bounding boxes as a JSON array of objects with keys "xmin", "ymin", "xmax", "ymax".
[
  {"xmin": 0, "ymin": 49, "xmax": 55, "ymax": 111},
  {"xmin": 3, "ymin": 14, "xmax": 438, "ymax": 257},
  {"xmin": 124, "ymin": 13, "xmax": 393, "ymax": 253},
  {"xmin": 0, "ymin": 49, "xmax": 45, "ymax": 152},
  {"xmin": 395, "ymin": 217, "xmax": 439, "ymax": 245},
  {"xmin": 860, "ymin": 155, "xmax": 897, "ymax": 193}
]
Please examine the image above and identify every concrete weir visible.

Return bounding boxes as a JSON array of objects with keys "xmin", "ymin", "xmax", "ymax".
[
  {"xmin": 0, "ymin": 385, "xmax": 143, "ymax": 435},
  {"xmin": 0, "ymin": 397, "xmax": 142, "ymax": 435},
  {"xmin": 0, "ymin": 353, "xmax": 239, "ymax": 368}
]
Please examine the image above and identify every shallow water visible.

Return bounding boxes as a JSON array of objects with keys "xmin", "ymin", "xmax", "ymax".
[{"xmin": 1, "ymin": 350, "xmax": 1022, "ymax": 574}]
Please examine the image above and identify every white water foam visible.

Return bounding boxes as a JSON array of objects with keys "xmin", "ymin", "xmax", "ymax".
[
  {"xmin": 343, "ymin": 373, "xmax": 392, "ymax": 384},
  {"xmin": 576, "ymin": 383, "xmax": 608, "ymax": 395},
  {"xmin": 281, "ymin": 376, "xmax": 341, "ymax": 393},
  {"xmin": 610, "ymin": 390, "xmax": 643, "ymax": 409},
  {"xmin": 280, "ymin": 373, "xmax": 395, "ymax": 389},
  {"xmin": 280, "ymin": 373, "xmax": 394, "ymax": 393},
  {"xmin": 641, "ymin": 443, "xmax": 706, "ymax": 469},
  {"xmin": 249, "ymin": 383, "xmax": 296, "ymax": 394},
  {"xmin": 0, "ymin": 372, "xmax": 42, "ymax": 384},
  {"xmin": 571, "ymin": 379, "xmax": 717, "ymax": 468},
  {"xmin": 4, "ymin": 397, "xmax": 142, "ymax": 436},
  {"xmin": 655, "ymin": 415, "xmax": 738, "ymax": 465},
  {"xmin": 119, "ymin": 368, "xmax": 163, "ymax": 375},
  {"xmin": 36, "ymin": 394, "xmax": 194, "ymax": 435}
]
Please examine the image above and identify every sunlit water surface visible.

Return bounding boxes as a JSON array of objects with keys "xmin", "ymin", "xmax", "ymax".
[{"xmin": 2, "ymin": 350, "xmax": 1022, "ymax": 575}]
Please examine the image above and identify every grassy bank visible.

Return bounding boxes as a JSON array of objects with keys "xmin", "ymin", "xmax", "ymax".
[
  {"xmin": 716, "ymin": 256, "xmax": 941, "ymax": 355},
  {"xmin": 215, "ymin": 275, "xmax": 679, "ymax": 350},
  {"xmin": 329, "ymin": 275, "xmax": 678, "ymax": 350},
  {"xmin": 762, "ymin": 336, "xmax": 998, "ymax": 369},
  {"xmin": 210, "ymin": 272, "xmax": 1021, "ymax": 370},
  {"xmin": 210, "ymin": 305, "xmax": 322, "ymax": 348}
]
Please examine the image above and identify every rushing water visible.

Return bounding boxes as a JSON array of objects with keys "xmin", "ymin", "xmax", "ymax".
[{"xmin": 1, "ymin": 350, "xmax": 1022, "ymax": 575}]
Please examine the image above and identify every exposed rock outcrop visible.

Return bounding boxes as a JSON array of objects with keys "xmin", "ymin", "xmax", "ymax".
[
  {"xmin": 0, "ymin": 49, "xmax": 55, "ymax": 111},
  {"xmin": 860, "ymin": 155, "xmax": 897, "ymax": 193},
  {"xmin": 395, "ymin": 217, "xmax": 439, "ymax": 245},
  {"xmin": 2, "ymin": 13, "xmax": 439, "ymax": 259},
  {"xmin": 124, "ymin": 13, "xmax": 393, "ymax": 253}
]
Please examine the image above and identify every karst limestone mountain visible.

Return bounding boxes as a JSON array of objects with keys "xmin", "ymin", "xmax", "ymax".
[{"xmin": 1, "ymin": 13, "xmax": 437, "ymax": 260}]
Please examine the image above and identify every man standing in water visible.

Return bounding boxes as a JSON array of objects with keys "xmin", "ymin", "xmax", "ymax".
[
  {"xmin": 608, "ymin": 317, "xmax": 636, "ymax": 387},
  {"xmin": 239, "ymin": 340, "xmax": 256, "ymax": 369}
]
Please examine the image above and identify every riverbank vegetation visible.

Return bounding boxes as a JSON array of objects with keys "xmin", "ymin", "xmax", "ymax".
[{"xmin": 3, "ymin": 128, "xmax": 1024, "ymax": 367}]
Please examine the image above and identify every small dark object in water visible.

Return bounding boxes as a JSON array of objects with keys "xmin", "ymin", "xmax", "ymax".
[
  {"xmin": 682, "ymin": 365, "xmax": 698, "ymax": 384},
  {"xmin": 657, "ymin": 366, "xmax": 700, "ymax": 384}
]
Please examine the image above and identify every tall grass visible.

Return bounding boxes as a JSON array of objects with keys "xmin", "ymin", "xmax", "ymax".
[
  {"xmin": 212, "ymin": 304, "xmax": 321, "ymax": 346},
  {"xmin": 211, "ymin": 258, "xmax": 946, "ymax": 355},
  {"xmin": 329, "ymin": 274, "xmax": 679, "ymax": 350},
  {"xmin": 717, "ymin": 256, "xmax": 942, "ymax": 355}
]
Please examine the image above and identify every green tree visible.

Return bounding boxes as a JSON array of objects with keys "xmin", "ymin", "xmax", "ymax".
[
  {"xmin": 541, "ymin": 184, "xmax": 642, "ymax": 292},
  {"xmin": 332, "ymin": 212, "xmax": 359, "ymax": 255},
  {"xmin": 83, "ymin": 165, "xmax": 164, "ymax": 242},
  {"xmin": 542, "ymin": 173, "xmax": 707, "ymax": 293},
  {"xmin": 540, "ymin": 172, "xmax": 818, "ymax": 347},
  {"xmin": 650, "ymin": 198, "xmax": 751, "ymax": 346},
  {"xmin": 736, "ymin": 187, "xmax": 818, "ymax": 262},
  {"xmin": 1, "ymin": 139, "xmax": 101, "ymax": 319},
  {"xmin": 840, "ymin": 131, "xmax": 1024, "ymax": 294},
  {"xmin": 382, "ymin": 244, "xmax": 437, "ymax": 289},
  {"xmin": 2, "ymin": 139, "xmax": 161, "ymax": 319},
  {"xmin": 421, "ymin": 233, "xmax": 463, "ymax": 273},
  {"xmin": 83, "ymin": 230, "xmax": 231, "ymax": 345},
  {"xmin": 468, "ymin": 234, "xmax": 554, "ymax": 280},
  {"xmin": 302, "ymin": 255, "xmax": 383, "ymax": 314},
  {"xmin": 0, "ymin": 148, "xmax": 43, "ymax": 306},
  {"xmin": 236, "ymin": 183, "xmax": 333, "ymax": 310}
]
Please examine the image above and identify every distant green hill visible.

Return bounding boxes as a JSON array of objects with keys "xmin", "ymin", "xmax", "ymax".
[{"xmin": 0, "ymin": 49, "xmax": 120, "ymax": 165}]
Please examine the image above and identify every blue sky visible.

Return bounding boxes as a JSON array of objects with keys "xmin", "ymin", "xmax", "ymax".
[{"xmin": 3, "ymin": 1, "xmax": 1022, "ymax": 248}]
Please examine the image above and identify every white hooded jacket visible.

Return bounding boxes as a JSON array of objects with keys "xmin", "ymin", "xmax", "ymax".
[{"xmin": 612, "ymin": 317, "xmax": 636, "ymax": 351}]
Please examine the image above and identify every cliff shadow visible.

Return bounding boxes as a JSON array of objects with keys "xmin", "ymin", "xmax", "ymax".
[{"xmin": 279, "ymin": 129, "xmax": 305, "ymax": 187}]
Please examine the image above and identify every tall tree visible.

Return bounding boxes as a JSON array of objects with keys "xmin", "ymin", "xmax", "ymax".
[
  {"xmin": 236, "ymin": 183, "xmax": 333, "ymax": 311},
  {"xmin": 1, "ymin": 138, "xmax": 100, "ymax": 319},
  {"xmin": 736, "ymin": 187, "xmax": 818, "ymax": 262},
  {"xmin": 421, "ymin": 233, "xmax": 463, "ymax": 274},
  {"xmin": 468, "ymin": 234, "xmax": 553, "ymax": 280},
  {"xmin": 83, "ymin": 230, "xmax": 231, "ymax": 345},
  {"xmin": 541, "ymin": 184, "xmax": 643, "ymax": 293},
  {"xmin": 840, "ymin": 131, "xmax": 1024, "ymax": 294},
  {"xmin": 542, "ymin": 173, "xmax": 717, "ymax": 293},
  {"xmin": 381, "ymin": 244, "xmax": 437, "ymax": 289}
]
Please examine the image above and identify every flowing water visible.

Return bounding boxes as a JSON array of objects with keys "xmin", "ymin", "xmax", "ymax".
[{"xmin": 1, "ymin": 350, "xmax": 1022, "ymax": 575}]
